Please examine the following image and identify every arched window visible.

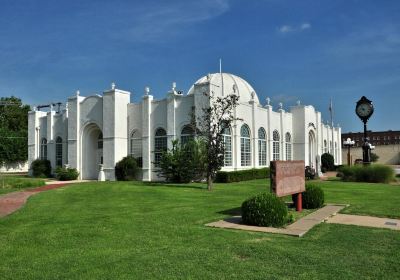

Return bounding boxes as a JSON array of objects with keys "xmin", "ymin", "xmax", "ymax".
[
  {"xmin": 154, "ymin": 128, "xmax": 167, "ymax": 166},
  {"xmin": 334, "ymin": 142, "xmax": 338, "ymax": 164},
  {"xmin": 97, "ymin": 133, "xmax": 103, "ymax": 164},
  {"xmin": 130, "ymin": 130, "xmax": 142, "ymax": 166},
  {"xmin": 98, "ymin": 133, "xmax": 103, "ymax": 149},
  {"xmin": 222, "ymin": 124, "xmax": 232, "ymax": 166},
  {"xmin": 258, "ymin": 127, "xmax": 267, "ymax": 166},
  {"xmin": 40, "ymin": 138, "xmax": 47, "ymax": 160},
  {"xmin": 329, "ymin": 141, "xmax": 333, "ymax": 154},
  {"xmin": 285, "ymin": 132, "xmax": 292, "ymax": 160},
  {"xmin": 180, "ymin": 125, "xmax": 195, "ymax": 145},
  {"xmin": 55, "ymin": 137, "xmax": 63, "ymax": 167},
  {"xmin": 273, "ymin": 130, "xmax": 280, "ymax": 161},
  {"xmin": 324, "ymin": 140, "xmax": 327, "ymax": 153},
  {"xmin": 240, "ymin": 124, "xmax": 251, "ymax": 166}
]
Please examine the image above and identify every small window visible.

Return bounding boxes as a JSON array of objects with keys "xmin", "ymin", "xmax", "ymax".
[
  {"xmin": 55, "ymin": 137, "xmax": 63, "ymax": 167},
  {"xmin": 154, "ymin": 128, "xmax": 167, "ymax": 166},
  {"xmin": 98, "ymin": 133, "xmax": 103, "ymax": 149}
]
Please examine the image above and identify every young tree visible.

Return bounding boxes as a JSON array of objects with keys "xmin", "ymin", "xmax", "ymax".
[
  {"xmin": 0, "ymin": 97, "xmax": 31, "ymax": 166},
  {"xmin": 192, "ymin": 91, "xmax": 240, "ymax": 191},
  {"xmin": 157, "ymin": 139, "xmax": 206, "ymax": 183}
]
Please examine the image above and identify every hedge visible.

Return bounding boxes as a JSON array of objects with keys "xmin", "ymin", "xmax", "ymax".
[
  {"xmin": 338, "ymin": 164, "xmax": 395, "ymax": 183},
  {"xmin": 215, "ymin": 167, "xmax": 270, "ymax": 183}
]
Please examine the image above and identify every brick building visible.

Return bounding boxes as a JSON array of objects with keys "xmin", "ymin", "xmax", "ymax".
[{"xmin": 342, "ymin": 130, "xmax": 400, "ymax": 147}]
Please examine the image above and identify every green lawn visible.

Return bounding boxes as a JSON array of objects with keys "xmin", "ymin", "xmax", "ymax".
[
  {"xmin": 0, "ymin": 179, "xmax": 399, "ymax": 279},
  {"xmin": 0, "ymin": 176, "xmax": 46, "ymax": 195}
]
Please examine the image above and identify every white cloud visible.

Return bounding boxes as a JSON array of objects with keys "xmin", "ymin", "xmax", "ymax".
[
  {"xmin": 121, "ymin": 0, "xmax": 231, "ymax": 43},
  {"xmin": 278, "ymin": 22, "xmax": 311, "ymax": 34},
  {"xmin": 300, "ymin": 22, "xmax": 311, "ymax": 30}
]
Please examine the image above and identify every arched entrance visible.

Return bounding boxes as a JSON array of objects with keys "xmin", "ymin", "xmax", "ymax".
[
  {"xmin": 81, "ymin": 123, "xmax": 103, "ymax": 180},
  {"xmin": 308, "ymin": 130, "xmax": 316, "ymax": 168}
]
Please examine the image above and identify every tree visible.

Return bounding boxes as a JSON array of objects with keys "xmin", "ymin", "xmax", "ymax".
[
  {"xmin": 191, "ymin": 91, "xmax": 240, "ymax": 191},
  {"xmin": 157, "ymin": 139, "xmax": 206, "ymax": 183},
  {"xmin": 0, "ymin": 97, "xmax": 30, "ymax": 166}
]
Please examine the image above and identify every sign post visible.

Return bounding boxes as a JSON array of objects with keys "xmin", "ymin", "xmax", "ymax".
[{"xmin": 270, "ymin": 160, "xmax": 305, "ymax": 212}]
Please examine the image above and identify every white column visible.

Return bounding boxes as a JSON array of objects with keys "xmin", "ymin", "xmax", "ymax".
[{"xmin": 142, "ymin": 93, "xmax": 153, "ymax": 181}]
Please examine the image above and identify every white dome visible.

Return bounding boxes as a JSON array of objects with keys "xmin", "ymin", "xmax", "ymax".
[{"xmin": 187, "ymin": 73, "xmax": 260, "ymax": 104}]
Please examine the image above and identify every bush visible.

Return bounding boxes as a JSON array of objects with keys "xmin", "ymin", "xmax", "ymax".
[
  {"xmin": 370, "ymin": 152, "xmax": 379, "ymax": 162},
  {"xmin": 321, "ymin": 153, "xmax": 335, "ymax": 171},
  {"xmin": 241, "ymin": 193, "xmax": 288, "ymax": 227},
  {"xmin": 115, "ymin": 156, "xmax": 138, "ymax": 181},
  {"xmin": 55, "ymin": 167, "xmax": 79, "ymax": 181},
  {"xmin": 157, "ymin": 140, "xmax": 207, "ymax": 183},
  {"xmin": 302, "ymin": 184, "xmax": 324, "ymax": 209},
  {"xmin": 31, "ymin": 159, "xmax": 51, "ymax": 178},
  {"xmin": 215, "ymin": 168, "xmax": 270, "ymax": 183},
  {"xmin": 338, "ymin": 164, "xmax": 395, "ymax": 183},
  {"xmin": 305, "ymin": 166, "xmax": 316, "ymax": 180}
]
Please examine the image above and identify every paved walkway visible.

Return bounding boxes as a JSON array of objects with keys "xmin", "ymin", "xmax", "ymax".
[
  {"xmin": 206, "ymin": 204, "xmax": 346, "ymax": 237},
  {"xmin": 326, "ymin": 214, "xmax": 400, "ymax": 231},
  {"xmin": 0, "ymin": 183, "xmax": 68, "ymax": 218}
]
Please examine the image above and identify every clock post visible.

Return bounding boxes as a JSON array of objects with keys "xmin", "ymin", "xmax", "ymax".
[{"xmin": 355, "ymin": 96, "xmax": 374, "ymax": 165}]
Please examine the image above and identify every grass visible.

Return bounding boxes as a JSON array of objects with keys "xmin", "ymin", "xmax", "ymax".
[
  {"xmin": 0, "ymin": 175, "xmax": 46, "ymax": 195},
  {"xmin": 0, "ymin": 179, "xmax": 399, "ymax": 279}
]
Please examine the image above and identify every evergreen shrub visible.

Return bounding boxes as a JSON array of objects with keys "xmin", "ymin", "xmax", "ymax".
[
  {"xmin": 302, "ymin": 184, "xmax": 324, "ymax": 209},
  {"xmin": 55, "ymin": 167, "xmax": 79, "ymax": 181},
  {"xmin": 31, "ymin": 159, "xmax": 51, "ymax": 178},
  {"xmin": 115, "ymin": 156, "xmax": 138, "ymax": 181},
  {"xmin": 321, "ymin": 153, "xmax": 335, "ymax": 171},
  {"xmin": 215, "ymin": 168, "xmax": 270, "ymax": 183},
  {"xmin": 241, "ymin": 192, "xmax": 288, "ymax": 227}
]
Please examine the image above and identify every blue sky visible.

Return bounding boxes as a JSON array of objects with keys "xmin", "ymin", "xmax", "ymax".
[{"xmin": 1, "ymin": 0, "xmax": 399, "ymax": 133}]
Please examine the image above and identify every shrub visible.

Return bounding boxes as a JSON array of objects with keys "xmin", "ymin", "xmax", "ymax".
[
  {"xmin": 241, "ymin": 193, "xmax": 288, "ymax": 227},
  {"xmin": 302, "ymin": 184, "xmax": 324, "ymax": 209},
  {"xmin": 215, "ymin": 168, "xmax": 270, "ymax": 183},
  {"xmin": 157, "ymin": 139, "xmax": 207, "ymax": 183},
  {"xmin": 31, "ymin": 159, "xmax": 51, "ymax": 178},
  {"xmin": 370, "ymin": 152, "xmax": 379, "ymax": 162},
  {"xmin": 55, "ymin": 167, "xmax": 79, "ymax": 181},
  {"xmin": 115, "ymin": 156, "xmax": 138, "ymax": 181},
  {"xmin": 305, "ymin": 166, "xmax": 315, "ymax": 180},
  {"xmin": 321, "ymin": 153, "xmax": 335, "ymax": 171},
  {"xmin": 338, "ymin": 164, "xmax": 395, "ymax": 183}
]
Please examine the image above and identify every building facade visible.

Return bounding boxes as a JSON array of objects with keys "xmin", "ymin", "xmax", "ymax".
[
  {"xmin": 342, "ymin": 130, "xmax": 400, "ymax": 147},
  {"xmin": 28, "ymin": 73, "xmax": 342, "ymax": 181}
]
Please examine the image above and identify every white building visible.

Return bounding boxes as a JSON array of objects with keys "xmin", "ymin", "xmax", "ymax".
[{"xmin": 28, "ymin": 73, "xmax": 342, "ymax": 181}]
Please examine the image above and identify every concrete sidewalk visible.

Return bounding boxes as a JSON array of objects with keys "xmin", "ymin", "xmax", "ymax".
[
  {"xmin": 206, "ymin": 204, "xmax": 346, "ymax": 237},
  {"xmin": 326, "ymin": 214, "xmax": 400, "ymax": 231}
]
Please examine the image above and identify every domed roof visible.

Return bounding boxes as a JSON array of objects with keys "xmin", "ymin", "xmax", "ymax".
[{"xmin": 187, "ymin": 73, "xmax": 260, "ymax": 104}]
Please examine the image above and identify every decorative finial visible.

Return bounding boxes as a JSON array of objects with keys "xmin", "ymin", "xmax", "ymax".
[
  {"xmin": 76, "ymin": 90, "xmax": 80, "ymax": 96},
  {"xmin": 207, "ymin": 73, "xmax": 211, "ymax": 81},
  {"xmin": 172, "ymin": 82, "xmax": 176, "ymax": 91},
  {"xmin": 251, "ymin": 91, "xmax": 255, "ymax": 100},
  {"xmin": 296, "ymin": 100, "xmax": 301, "ymax": 106},
  {"xmin": 65, "ymin": 102, "xmax": 69, "ymax": 110},
  {"xmin": 145, "ymin": 86, "xmax": 150, "ymax": 95},
  {"xmin": 266, "ymin": 97, "xmax": 270, "ymax": 106},
  {"xmin": 33, "ymin": 106, "xmax": 37, "ymax": 111},
  {"xmin": 111, "ymin": 82, "xmax": 116, "ymax": 90},
  {"xmin": 279, "ymin": 102, "xmax": 283, "ymax": 110}
]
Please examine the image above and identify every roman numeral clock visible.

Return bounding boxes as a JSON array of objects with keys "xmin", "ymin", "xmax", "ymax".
[{"xmin": 355, "ymin": 96, "xmax": 374, "ymax": 164}]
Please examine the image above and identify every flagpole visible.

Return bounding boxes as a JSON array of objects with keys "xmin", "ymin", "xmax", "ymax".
[
  {"xmin": 220, "ymin": 58, "xmax": 224, "ymax": 96},
  {"xmin": 330, "ymin": 98, "xmax": 334, "ymax": 155}
]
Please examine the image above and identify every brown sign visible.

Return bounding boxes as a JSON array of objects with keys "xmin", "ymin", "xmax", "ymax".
[{"xmin": 270, "ymin": 161, "xmax": 305, "ymax": 197}]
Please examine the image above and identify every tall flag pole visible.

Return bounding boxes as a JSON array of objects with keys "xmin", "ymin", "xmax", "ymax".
[
  {"xmin": 220, "ymin": 58, "xmax": 224, "ymax": 96},
  {"xmin": 329, "ymin": 98, "xmax": 334, "ymax": 154}
]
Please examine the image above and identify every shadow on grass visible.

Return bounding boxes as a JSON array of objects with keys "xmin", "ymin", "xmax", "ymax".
[
  {"xmin": 142, "ymin": 181, "xmax": 207, "ymax": 190},
  {"xmin": 217, "ymin": 207, "xmax": 242, "ymax": 216}
]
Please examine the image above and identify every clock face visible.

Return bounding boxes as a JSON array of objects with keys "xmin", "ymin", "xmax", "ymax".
[{"xmin": 356, "ymin": 103, "xmax": 372, "ymax": 117}]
